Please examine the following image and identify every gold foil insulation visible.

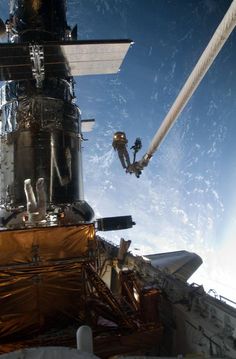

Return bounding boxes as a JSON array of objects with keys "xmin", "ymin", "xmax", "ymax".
[
  {"xmin": 0, "ymin": 225, "xmax": 95, "ymax": 339},
  {"xmin": 0, "ymin": 225, "xmax": 95, "ymax": 265}
]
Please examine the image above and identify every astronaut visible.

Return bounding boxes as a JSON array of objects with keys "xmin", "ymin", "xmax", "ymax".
[{"xmin": 112, "ymin": 131, "xmax": 131, "ymax": 169}]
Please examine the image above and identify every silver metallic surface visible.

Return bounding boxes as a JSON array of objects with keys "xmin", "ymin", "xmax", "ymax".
[{"xmin": 0, "ymin": 0, "xmax": 95, "ymax": 224}]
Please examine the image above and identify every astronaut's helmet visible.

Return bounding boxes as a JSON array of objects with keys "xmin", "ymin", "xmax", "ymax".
[{"xmin": 112, "ymin": 131, "xmax": 128, "ymax": 146}]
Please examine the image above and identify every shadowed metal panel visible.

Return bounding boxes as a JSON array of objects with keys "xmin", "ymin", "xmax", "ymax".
[
  {"xmin": 0, "ymin": 347, "xmax": 99, "ymax": 359},
  {"xmin": 0, "ymin": 43, "xmax": 32, "ymax": 81}
]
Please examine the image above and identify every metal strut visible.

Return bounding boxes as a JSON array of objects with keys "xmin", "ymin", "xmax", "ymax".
[
  {"xmin": 84, "ymin": 262, "xmax": 136, "ymax": 329},
  {"xmin": 29, "ymin": 44, "xmax": 45, "ymax": 88}
]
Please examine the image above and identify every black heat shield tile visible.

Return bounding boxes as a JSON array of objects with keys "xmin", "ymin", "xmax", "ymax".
[{"xmin": 0, "ymin": 39, "xmax": 132, "ymax": 81}]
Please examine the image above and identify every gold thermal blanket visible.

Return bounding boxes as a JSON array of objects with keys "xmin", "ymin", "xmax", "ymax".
[{"xmin": 0, "ymin": 225, "xmax": 95, "ymax": 339}]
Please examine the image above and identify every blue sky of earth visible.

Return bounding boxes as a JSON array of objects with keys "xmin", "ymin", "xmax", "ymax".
[{"xmin": 0, "ymin": 0, "xmax": 236, "ymax": 303}]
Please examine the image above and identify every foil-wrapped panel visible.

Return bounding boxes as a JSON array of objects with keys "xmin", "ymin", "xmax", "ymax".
[{"xmin": 0, "ymin": 225, "xmax": 95, "ymax": 338}]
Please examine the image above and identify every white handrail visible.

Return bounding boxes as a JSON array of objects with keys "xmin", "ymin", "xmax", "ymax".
[{"xmin": 139, "ymin": 0, "xmax": 236, "ymax": 169}]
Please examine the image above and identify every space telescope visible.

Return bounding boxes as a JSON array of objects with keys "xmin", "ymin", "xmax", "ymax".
[{"xmin": 0, "ymin": 0, "xmax": 132, "ymax": 229}]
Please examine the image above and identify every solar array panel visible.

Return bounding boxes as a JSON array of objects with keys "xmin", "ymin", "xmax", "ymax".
[{"xmin": 0, "ymin": 39, "xmax": 132, "ymax": 81}]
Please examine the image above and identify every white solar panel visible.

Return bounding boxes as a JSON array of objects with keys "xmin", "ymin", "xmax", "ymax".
[
  {"xmin": 60, "ymin": 41, "xmax": 132, "ymax": 76},
  {"xmin": 81, "ymin": 119, "xmax": 95, "ymax": 132}
]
